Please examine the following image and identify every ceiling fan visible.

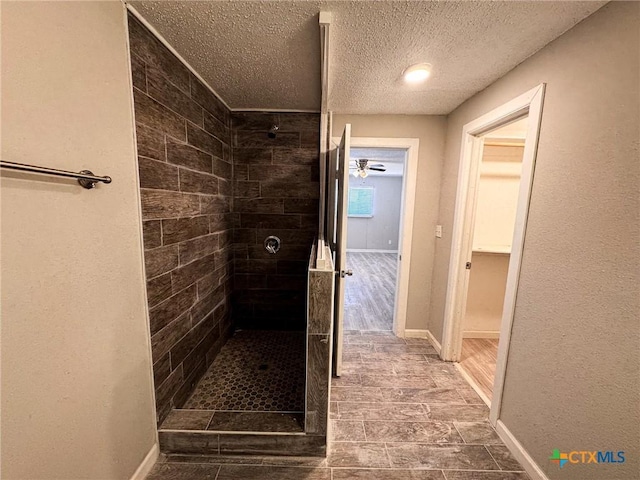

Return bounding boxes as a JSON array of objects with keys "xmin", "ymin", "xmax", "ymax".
[{"xmin": 349, "ymin": 159, "xmax": 386, "ymax": 178}]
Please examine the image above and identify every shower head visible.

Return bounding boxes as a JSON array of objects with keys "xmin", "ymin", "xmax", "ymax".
[{"xmin": 268, "ymin": 125, "xmax": 279, "ymax": 139}]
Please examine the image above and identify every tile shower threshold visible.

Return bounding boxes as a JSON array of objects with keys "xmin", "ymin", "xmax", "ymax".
[{"xmin": 161, "ymin": 409, "xmax": 305, "ymax": 433}]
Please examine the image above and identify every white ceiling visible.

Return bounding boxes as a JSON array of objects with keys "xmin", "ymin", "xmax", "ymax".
[{"xmin": 129, "ymin": 1, "xmax": 605, "ymax": 115}]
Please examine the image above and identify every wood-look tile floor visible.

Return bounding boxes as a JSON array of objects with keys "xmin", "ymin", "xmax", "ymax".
[
  {"xmin": 459, "ymin": 339, "xmax": 500, "ymax": 402},
  {"xmin": 147, "ymin": 332, "xmax": 529, "ymax": 479},
  {"xmin": 344, "ymin": 252, "xmax": 397, "ymax": 331}
]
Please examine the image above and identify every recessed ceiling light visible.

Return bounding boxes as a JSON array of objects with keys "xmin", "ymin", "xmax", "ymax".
[{"xmin": 403, "ymin": 63, "xmax": 432, "ymax": 83}]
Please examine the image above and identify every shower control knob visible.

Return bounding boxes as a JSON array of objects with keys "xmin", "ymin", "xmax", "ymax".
[{"xmin": 264, "ymin": 235, "xmax": 281, "ymax": 254}]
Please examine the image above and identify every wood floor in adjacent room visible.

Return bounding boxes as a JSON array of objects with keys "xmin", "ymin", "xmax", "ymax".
[
  {"xmin": 344, "ymin": 252, "xmax": 397, "ymax": 331},
  {"xmin": 459, "ymin": 338, "xmax": 500, "ymax": 402}
]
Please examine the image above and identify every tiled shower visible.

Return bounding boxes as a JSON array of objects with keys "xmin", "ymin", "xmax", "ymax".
[{"xmin": 128, "ymin": 12, "xmax": 323, "ymax": 450}]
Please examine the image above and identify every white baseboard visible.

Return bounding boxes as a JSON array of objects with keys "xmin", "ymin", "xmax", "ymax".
[
  {"xmin": 463, "ymin": 330, "xmax": 500, "ymax": 339},
  {"xmin": 423, "ymin": 329, "xmax": 442, "ymax": 354},
  {"xmin": 495, "ymin": 420, "xmax": 549, "ymax": 480},
  {"xmin": 346, "ymin": 249, "xmax": 398, "ymax": 253},
  {"xmin": 404, "ymin": 329, "xmax": 428, "ymax": 338},
  {"xmin": 129, "ymin": 443, "xmax": 159, "ymax": 480}
]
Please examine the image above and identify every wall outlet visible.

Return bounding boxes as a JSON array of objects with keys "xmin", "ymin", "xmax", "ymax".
[
  {"xmin": 436, "ymin": 225, "xmax": 443, "ymax": 238},
  {"xmin": 388, "ymin": 240, "xmax": 392, "ymax": 245}
]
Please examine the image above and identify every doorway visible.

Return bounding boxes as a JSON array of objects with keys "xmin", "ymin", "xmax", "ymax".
[
  {"xmin": 440, "ymin": 85, "xmax": 545, "ymax": 424},
  {"xmin": 327, "ymin": 134, "xmax": 419, "ymax": 375},
  {"xmin": 457, "ymin": 117, "xmax": 528, "ymax": 403},
  {"xmin": 344, "ymin": 147, "xmax": 406, "ymax": 332}
]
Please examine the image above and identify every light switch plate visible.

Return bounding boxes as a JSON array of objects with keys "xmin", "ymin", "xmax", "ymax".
[{"xmin": 436, "ymin": 225, "xmax": 443, "ymax": 238}]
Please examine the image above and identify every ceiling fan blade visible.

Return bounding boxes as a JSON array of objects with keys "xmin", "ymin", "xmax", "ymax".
[
  {"xmin": 370, "ymin": 164, "xmax": 385, "ymax": 167},
  {"xmin": 369, "ymin": 167, "xmax": 386, "ymax": 172}
]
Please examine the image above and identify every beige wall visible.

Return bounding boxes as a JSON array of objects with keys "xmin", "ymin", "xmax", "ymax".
[
  {"xmin": 1, "ymin": 2, "xmax": 157, "ymax": 479},
  {"xmin": 429, "ymin": 2, "xmax": 639, "ymax": 479},
  {"xmin": 332, "ymin": 115, "xmax": 447, "ymax": 331}
]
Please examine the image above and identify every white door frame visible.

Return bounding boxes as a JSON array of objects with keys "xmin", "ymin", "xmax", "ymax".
[
  {"xmin": 439, "ymin": 84, "xmax": 545, "ymax": 425},
  {"xmin": 331, "ymin": 136, "xmax": 419, "ymax": 338}
]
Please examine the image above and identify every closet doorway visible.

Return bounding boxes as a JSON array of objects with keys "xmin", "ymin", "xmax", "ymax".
[{"xmin": 458, "ymin": 117, "xmax": 528, "ymax": 402}]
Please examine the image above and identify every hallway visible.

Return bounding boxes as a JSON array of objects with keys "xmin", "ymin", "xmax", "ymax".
[{"xmin": 146, "ymin": 331, "xmax": 528, "ymax": 479}]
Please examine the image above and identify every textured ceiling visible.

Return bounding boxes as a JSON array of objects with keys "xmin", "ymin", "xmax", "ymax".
[{"xmin": 129, "ymin": 1, "xmax": 605, "ymax": 114}]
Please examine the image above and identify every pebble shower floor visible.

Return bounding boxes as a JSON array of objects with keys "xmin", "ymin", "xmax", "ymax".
[{"xmin": 183, "ymin": 330, "xmax": 306, "ymax": 412}]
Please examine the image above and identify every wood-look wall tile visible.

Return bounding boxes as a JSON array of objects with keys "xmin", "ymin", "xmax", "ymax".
[
  {"xmin": 171, "ymin": 316, "xmax": 216, "ymax": 367},
  {"xmin": 190, "ymin": 75, "xmax": 229, "ymax": 125},
  {"xmin": 283, "ymin": 198, "xmax": 318, "ymax": 214},
  {"xmin": 143, "ymin": 220, "xmax": 162, "ymax": 249},
  {"xmin": 162, "ymin": 216, "xmax": 209, "ymax": 245},
  {"xmin": 240, "ymin": 213, "xmax": 300, "ymax": 229},
  {"xmin": 179, "ymin": 169, "xmax": 219, "ymax": 195},
  {"xmin": 140, "ymin": 190, "xmax": 200, "ymax": 220},
  {"xmin": 135, "ymin": 123, "xmax": 165, "ymax": 161},
  {"xmin": 235, "ymin": 131, "xmax": 300, "ymax": 148},
  {"xmin": 218, "ymin": 179, "xmax": 232, "ymax": 197},
  {"xmin": 232, "ymin": 181, "xmax": 263, "ymax": 199},
  {"xmin": 179, "ymin": 233, "xmax": 219, "ymax": 266},
  {"xmin": 209, "ymin": 213, "xmax": 233, "ymax": 233},
  {"xmin": 145, "ymin": 244, "xmax": 179, "ymax": 279},
  {"xmin": 306, "ymin": 334, "xmax": 330, "ymax": 435},
  {"xmin": 147, "ymin": 68, "xmax": 204, "ymax": 127},
  {"xmin": 231, "ymin": 112, "xmax": 278, "ymax": 130},
  {"xmin": 130, "ymin": 52, "xmax": 147, "ymax": 92},
  {"xmin": 191, "ymin": 285, "xmax": 225, "ymax": 322},
  {"xmin": 134, "ymin": 89, "xmax": 186, "ymax": 141},
  {"xmin": 204, "ymin": 111, "xmax": 230, "ymax": 143},
  {"xmin": 187, "ymin": 123, "xmax": 224, "ymax": 158},
  {"xmin": 171, "ymin": 253, "xmax": 216, "ymax": 292},
  {"xmin": 300, "ymin": 130, "xmax": 320, "ymax": 148},
  {"xmin": 278, "ymin": 113, "xmax": 320, "ymax": 130},
  {"xmin": 277, "ymin": 260, "xmax": 308, "ymax": 275},
  {"xmin": 248, "ymin": 164, "xmax": 314, "ymax": 182},
  {"xmin": 261, "ymin": 181, "xmax": 320, "ymax": 199},
  {"xmin": 153, "ymin": 352, "xmax": 171, "ymax": 388},
  {"xmin": 139, "ymin": 157, "xmax": 179, "ymax": 191},
  {"xmin": 234, "ymin": 164, "xmax": 249, "ymax": 180},
  {"xmin": 308, "ymin": 270, "xmax": 333, "ymax": 334},
  {"xmin": 272, "ymin": 148, "xmax": 318, "ymax": 165},
  {"xmin": 149, "ymin": 285, "xmax": 197, "ymax": 335},
  {"xmin": 128, "ymin": 14, "xmax": 190, "ymax": 94},
  {"xmin": 151, "ymin": 311, "xmax": 192, "ymax": 362},
  {"xmin": 147, "ymin": 272, "xmax": 172, "ymax": 308},
  {"xmin": 234, "ymin": 259, "xmax": 277, "ymax": 275},
  {"xmin": 200, "ymin": 195, "xmax": 230, "ymax": 214},
  {"xmin": 166, "ymin": 138, "xmax": 213, "ymax": 173},
  {"xmin": 256, "ymin": 228, "xmax": 315, "ymax": 246},
  {"xmin": 233, "ymin": 147, "xmax": 272, "ymax": 164},
  {"xmin": 214, "ymin": 158, "xmax": 232, "ymax": 180},
  {"xmin": 155, "ymin": 365, "xmax": 184, "ymax": 417}
]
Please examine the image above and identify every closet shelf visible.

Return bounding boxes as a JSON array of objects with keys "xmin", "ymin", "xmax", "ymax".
[{"xmin": 472, "ymin": 246, "xmax": 511, "ymax": 254}]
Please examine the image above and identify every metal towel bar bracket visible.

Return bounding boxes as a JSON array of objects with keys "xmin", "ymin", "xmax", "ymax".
[{"xmin": 0, "ymin": 160, "xmax": 112, "ymax": 189}]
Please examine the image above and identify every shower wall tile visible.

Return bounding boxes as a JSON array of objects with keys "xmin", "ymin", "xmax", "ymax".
[
  {"xmin": 128, "ymin": 12, "xmax": 233, "ymax": 426},
  {"xmin": 231, "ymin": 112, "xmax": 319, "ymax": 330}
]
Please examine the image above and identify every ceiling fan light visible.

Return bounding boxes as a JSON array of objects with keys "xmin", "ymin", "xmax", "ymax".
[
  {"xmin": 403, "ymin": 63, "xmax": 432, "ymax": 83},
  {"xmin": 359, "ymin": 169, "xmax": 368, "ymax": 178}
]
